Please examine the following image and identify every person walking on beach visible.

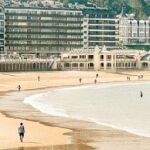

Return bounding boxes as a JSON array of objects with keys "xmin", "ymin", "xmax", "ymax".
[
  {"xmin": 140, "ymin": 91, "xmax": 143, "ymax": 98},
  {"xmin": 18, "ymin": 122, "xmax": 25, "ymax": 142},
  {"xmin": 94, "ymin": 79, "xmax": 97, "ymax": 84},
  {"xmin": 37, "ymin": 76, "xmax": 40, "ymax": 81},
  {"xmin": 17, "ymin": 85, "xmax": 21, "ymax": 92},
  {"xmin": 79, "ymin": 78, "xmax": 82, "ymax": 84},
  {"xmin": 96, "ymin": 73, "xmax": 99, "ymax": 78}
]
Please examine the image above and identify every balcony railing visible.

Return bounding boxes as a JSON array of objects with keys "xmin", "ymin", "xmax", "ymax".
[
  {"xmin": 116, "ymin": 58, "xmax": 136, "ymax": 62},
  {"xmin": 62, "ymin": 58, "xmax": 89, "ymax": 62}
]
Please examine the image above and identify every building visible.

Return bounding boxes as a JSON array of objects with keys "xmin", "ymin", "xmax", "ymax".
[
  {"xmin": 118, "ymin": 9, "xmax": 150, "ymax": 49},
  {"xmin": 4, "ymin": 5, "xmax": 120, "ymax": 56},
  {"xmin": 1, "ymin": 46, "xmax": 150, "ymax": 72},
  {"xmin": 0, "ymin": 0, "xmax": 5, "ymax": 54},
  {"xmin": 2, "ymin": 4, "xmax": 150, "ymax": 57},
  {"xmin": 60, "ymin": 46, "xmax": 150, "ymax": 71},
  {"xmin": 0, "ymin": 53, "xmax": 57, "ymax": 72},
  {"xmin": 5, "ymin": 7, "xmax": 83, "ymax": 57},
  {"xmin": 83, "ymin": 8, "xmax": 118, "ymax": 50}
]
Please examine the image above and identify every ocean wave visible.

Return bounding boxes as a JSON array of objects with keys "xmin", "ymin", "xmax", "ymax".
[{"xmin": 24, "ymin": 94, "xmax": 68, "ymax": 117}]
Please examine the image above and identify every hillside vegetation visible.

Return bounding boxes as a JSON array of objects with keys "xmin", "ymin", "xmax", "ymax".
[
  {"xmin": 19, "ymin": 0, "xmax": 150, "ymax": 18},
  {"xmin": 64, "ymin": 0, "xmax": 150, "ymax": 18}
]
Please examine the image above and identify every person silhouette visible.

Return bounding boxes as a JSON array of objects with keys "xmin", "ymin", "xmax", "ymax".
[
  {"xmin": 37, "ymin": 76, "xmax": 40, "ymax": 81},
  {"xmin": 140, "ymin": 91, "xmax": 143, "ymax": 98},
  {"xmin": 17, "ymin": 85, "xmax": 21, "ymax": 92},
  {"xmin": 79, "ymin": 78, "xmax": 82, "ymax": 84},
  {"xmin": 18, "ymin": 122, "xmax": 25, "ymax": 142},
  {"xmin": 96, "ymin": 73, "xmax": 98, "ymax": 78}
]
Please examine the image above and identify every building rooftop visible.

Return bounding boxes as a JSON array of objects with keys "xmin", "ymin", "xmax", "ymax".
[
  {"xmin": 5, "ymin": 6, "xmax": 83, "ymax": 11},
  {"xmin": 141, "ymin": 54, "xmax": 150, "ymax": 61}
]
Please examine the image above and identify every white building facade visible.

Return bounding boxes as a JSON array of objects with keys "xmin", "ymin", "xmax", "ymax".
[
  {"xmin": 118, "ymin": 14, "xmax": 150, "ymax": 47},
  {"xmin": 60, "ymin": 46, "xmax": 150, "ymax": 71}
]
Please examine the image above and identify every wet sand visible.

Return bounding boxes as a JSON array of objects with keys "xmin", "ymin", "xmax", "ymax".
[{"xmin": 0, "ymin": 71, "xmax": 150, "ymax": 150}]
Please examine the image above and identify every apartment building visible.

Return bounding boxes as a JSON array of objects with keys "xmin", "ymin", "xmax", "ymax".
[
  {"xmin": 0, "ymin": 0, "xmax": 4, "ymax": 53},
  {"xmin": 83, "ymin": 8, "xmax": 118, "ymax": 50},
  {"xmin": 4, "ymin": 5, "xmax": 120, "ymax": 56},
  {"xmin": 118, "ymin": 11, "xmax": 150, "ymax": 47},
  {"xmin": 5, "ymin": 7, "xmax": 83, "ymax": 57}
]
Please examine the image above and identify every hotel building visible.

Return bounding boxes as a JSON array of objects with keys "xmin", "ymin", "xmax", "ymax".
[
  {"xmin": 5, "ymin": 7, "xmax": 83, "ymax": 57},
  {"xmin": 3, "ymin": 5, "xmax": 120, "ymax": 56}
]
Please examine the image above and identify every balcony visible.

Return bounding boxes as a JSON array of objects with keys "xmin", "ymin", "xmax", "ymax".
[{"xmin": 62, "ymin": 58, "xmax": 88, "ymax": 62}]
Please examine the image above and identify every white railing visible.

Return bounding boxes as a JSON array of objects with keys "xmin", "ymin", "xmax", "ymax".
[
  {"xmin": 62, "ymin": 58, "xmax": 88, "ymax": 61},
  {"xmin": 0, "ymin": 58, "xmax": 54, "ymax": 63}
]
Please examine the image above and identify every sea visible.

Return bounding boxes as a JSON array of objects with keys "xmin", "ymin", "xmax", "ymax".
[{"xmin": 24, "ymin": 82, "xmax": 150, "ymax": 138}]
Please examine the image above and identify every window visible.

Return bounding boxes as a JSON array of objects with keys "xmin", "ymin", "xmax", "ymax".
[
  {"xmin": 106, "ymin": 55, "xmax": 111, "ymax": 60},
  {"xmin": 100, "ymin": 63, "xmax": 104, "ymax": 67},
  {"xmin": 72, "ymin": 63, "xmax": 78, "ymax": 68},
  {"xmin": 80, "ymin": 63, "xmax": 84, "ymax": 67},
  {"xmin": 100, "ymin": 55, "xmax": 104, "ymax": 60},
  {"xmin": 88, "ymin": 63, "xmax": 94, "ymax": 69},
  {"xmin": 79, "ymin": 55, "xmax": 86, "ymax": 59},
  {"xmin": 88, "ymin": 55, "xmax": 94, "ymax": 60},
  {"xmin": 71, "ymin": 56, "xmax": 78, "ymax": 59},
  {"xmin": 64, "ymin": 63, "xmax": 70, "ymax": 68},
  {"xmin": 107, "ymin": 63, "xmax": 111, "ymax": 68}
]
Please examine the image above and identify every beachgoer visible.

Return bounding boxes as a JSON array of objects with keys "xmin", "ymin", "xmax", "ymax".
[
  {"xmin": 79, "ymin": 78, "xmax": 82, "ymax": 84},
  {"xmin": 94, "ymin": 79, "xmax": 97, "ymax": 84},
  {"xmin": 141, "ymin": 75, "xmax": 143, "ymax": 79},
  {"xmin": 96, "ymin": 73, "xmax": 98, "ymax": 78},
  {"xmin": 17, "ymin": 85, "xmax": 21, "ymax": 92},
  {"xmin": 18, "ymin": 122, "xmax": 25, "ymax": 142},
  {"xmin": 140, "ymin": 91, "xmax": 143, "ymax": 98},
  {"xmin": 38, "ymin": 76, "xmax": 40, "ymax": 81}
]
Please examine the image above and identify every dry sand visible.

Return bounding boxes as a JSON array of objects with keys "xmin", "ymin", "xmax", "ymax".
[
  {"xmin": 0, "ymin": 70, "xmax": 150, "ymax": 150},
  {"xmin": 0, "ymin": 70, "xmax": 148, "ymax": 92},
  {"xmin": 0, "ymin": 113, "xmax": 70, "ymax": 150}
]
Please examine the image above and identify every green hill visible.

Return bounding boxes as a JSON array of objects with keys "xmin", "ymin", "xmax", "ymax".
[
  {"xmin": 17, "ymin": 0, "xmax": 150, "ymax": 18},
  {"xmin": 65, "ymin": 0, "xmax": 150, "ymax": 18}
]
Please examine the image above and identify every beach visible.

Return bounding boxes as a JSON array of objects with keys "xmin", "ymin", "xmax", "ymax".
[
  {"xmin": 0, "ymin": 113, "xmax": 70, "ymax": 150},
  {"xmin": 1, "ymin": 70, "xmax": 150, "ymax": 150}
]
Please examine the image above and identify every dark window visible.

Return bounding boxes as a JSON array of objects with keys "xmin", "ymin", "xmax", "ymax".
[
  {"xmin": 88, "ymin": 55, "xmax": 94, "ymax": 60},
  {"xmin": 100, "ymin": 55, "xmax": 104, "ymax": 60}
]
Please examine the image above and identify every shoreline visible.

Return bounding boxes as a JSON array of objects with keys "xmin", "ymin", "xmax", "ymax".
[
  {"xmin": 1, "ymin": 71, "xmax": 150, "ymax": 150},
  {"xmin": 23, "ymin": 80, "xmax": 150, "ymax": 138}
]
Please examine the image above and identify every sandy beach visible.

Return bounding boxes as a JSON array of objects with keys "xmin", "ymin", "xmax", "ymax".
[
  {"xmin": 1, "ymin": 70, "xmax": 150, "ymax": 150},
  {"xmin": 0, "ymin": 113, "xmax": 70, "ymax": 150}
]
